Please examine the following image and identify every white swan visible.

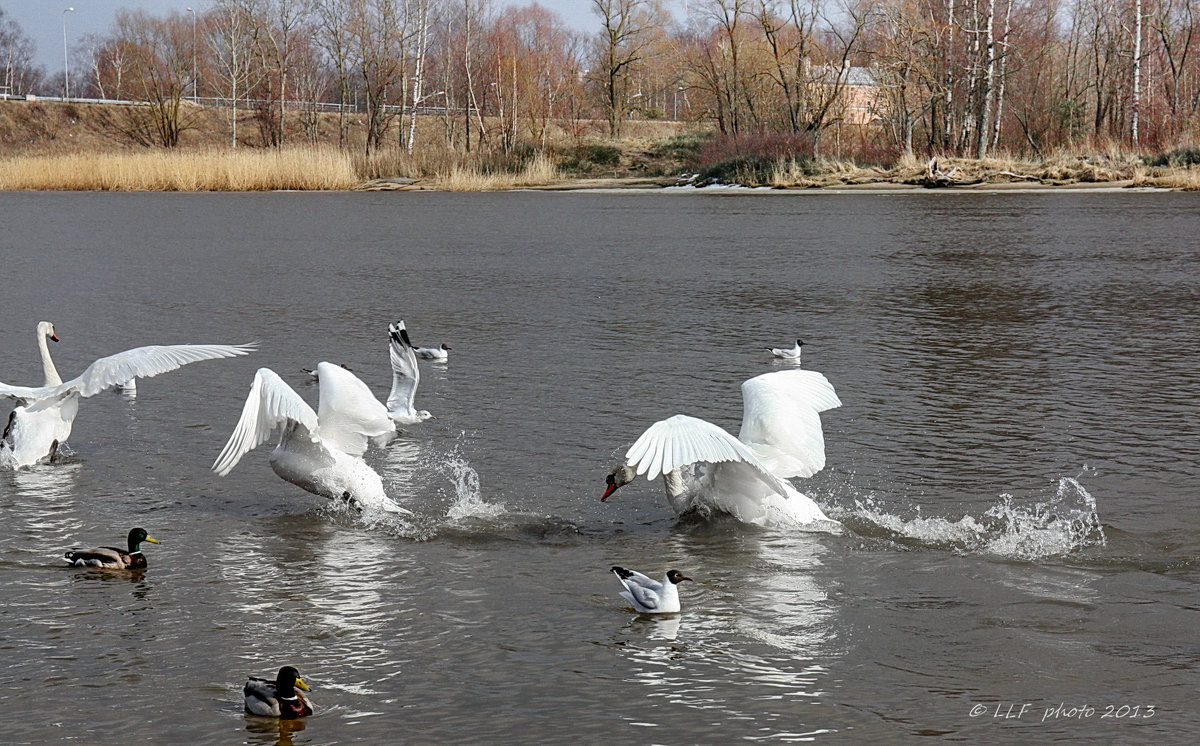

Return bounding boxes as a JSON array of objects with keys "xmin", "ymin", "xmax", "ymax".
[
  {"xmin": 768, "ymin": 339, "xmax": 804, "ymax": 360},
  {"xmin": 611, "ymin": 566, "xmax": 692, "ymax": 614},
  {"xmin": 414, "ymin": 343, "xmax": 450, "ymax": 361},
  {"xmin": 601, "ymin": 369, "xmax": 842, "ymax": 529},
  {"xmin": 386, "ymin": 321, "xmax": 432, "ymax": 424},
  {"xmin": 0, "ymin": 321, "xmax": 255, "ymax": 469},
  {"xmin": 212, "ymin": 362, "xmax": 409, "ymax": 514}
]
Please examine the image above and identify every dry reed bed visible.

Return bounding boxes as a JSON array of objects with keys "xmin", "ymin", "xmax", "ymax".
[
  {"xmin": 433, "ymin": 154, "xmax": 560, "ymax": 191},
  {"xmin": 0, "ymin": 148, "xmax": 359, "ymax": 191}
]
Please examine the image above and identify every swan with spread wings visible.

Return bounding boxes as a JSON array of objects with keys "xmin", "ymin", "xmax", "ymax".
[{"xmin": 601, "ymin": 369, "xmax": 843, "ymax": 529}]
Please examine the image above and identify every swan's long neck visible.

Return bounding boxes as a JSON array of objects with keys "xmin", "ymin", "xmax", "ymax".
[{"xmin": 37, "ymin": 333, "xmax": 62, "ymax": 386}]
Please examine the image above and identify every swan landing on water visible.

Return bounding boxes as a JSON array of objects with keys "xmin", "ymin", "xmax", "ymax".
[
  {"xmin": 601, "ymin": 369, "xmax": 843, "ymax": 530},
  {"xmin": 0, "ymin": 321, "xmax": 255, "ymax": 469},
  {"xmin": 212, "ymin": 362, "xmax": 409, "ymax": 514}
]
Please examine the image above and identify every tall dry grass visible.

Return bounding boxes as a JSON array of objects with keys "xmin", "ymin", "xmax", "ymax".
[
  {"xmin": 0, "ymin": 147, "xmax": 359, "ymax": 191},
  {"xmin": 432, "ymin": 153, "xmax": 560, "ymax": 191}
]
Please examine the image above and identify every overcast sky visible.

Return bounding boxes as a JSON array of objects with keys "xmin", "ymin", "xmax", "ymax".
[{"xmin": 4, "ymin": 0, "xmax": 604, "ymax": 73}]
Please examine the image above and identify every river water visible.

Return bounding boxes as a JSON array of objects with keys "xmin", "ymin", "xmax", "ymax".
[{"xmin": 0, "ymin": 189, "xmax": 1197, "ymax": 744}]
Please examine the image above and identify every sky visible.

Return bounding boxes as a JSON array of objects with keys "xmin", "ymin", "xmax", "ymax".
[{"xmin": 3, "ymin": 0, "xmax": 602, "ymax": 73}]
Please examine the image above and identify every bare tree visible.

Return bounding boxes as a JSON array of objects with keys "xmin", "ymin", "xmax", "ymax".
[
  {"xmin": 315, "ymin": 0, "xmax": 360, "ymax": 146},
  {"xmin": 351, "ymin": 0, "xmax": 411, "ymax": 153},
  {"xmin": 1, "ymin": 8, "xmax": 44, "ymax": 96},
  {"xmin": 112, "ymin": 9, "xmax": 198, "ymax": 146},
  {"xmin": 211, "ymin": 1, "xmax": 262, "ymax": 146},
  {"xmin": 591, "ymin": 0, "xmax": 662, "ymax": 137}
]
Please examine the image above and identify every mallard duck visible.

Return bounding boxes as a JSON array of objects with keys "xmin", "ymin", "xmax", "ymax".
[
  {"xmin": 63, "ymin": 527, "xmax": 160, "ymax": 569},
  {"xmin": 244, "ymin": 666, "xmax": 313, "ymax": 718}
]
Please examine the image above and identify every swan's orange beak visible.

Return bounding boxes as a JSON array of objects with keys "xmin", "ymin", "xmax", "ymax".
[
  {"xmin": 601, "ymin": 474, "xmax": 618, "ymax": 501},
  {"xmin": 50, "ymin": 333, "xmax": 59, "ymax": 342}
]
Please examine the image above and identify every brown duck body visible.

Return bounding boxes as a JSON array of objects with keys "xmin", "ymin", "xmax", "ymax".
[
  {"xmin": 244, "ymin": 666, "xmax": 313, "ymax": 719},
  {"xmin": 64, "ymin": 528, "xmax": 159, "ymax": 569},
  {"xmin": 64, "ymin": 546, "xmax": 147, "ymax": 569}
]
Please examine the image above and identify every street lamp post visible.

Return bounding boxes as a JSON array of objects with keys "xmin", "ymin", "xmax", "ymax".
[
  {"xmin": 187, "ymin": 8, "xmax": 197, "ymax": 103},
  {"xmin": 62, "ymin": 7, "xmax": 74, "ymax": 100}
]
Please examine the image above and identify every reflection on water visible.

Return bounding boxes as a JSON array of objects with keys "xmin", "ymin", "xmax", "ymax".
[
  {"xmin": 605, "ymin": 527, "xmax": 842, "ymax": 737},
  {"xmin": 1, "ymin": 192, "xmax": 1198, "ymax": 742},
  {"xmin": 244, "ymin": 713, "xmax": 307, "ymax": 746}
]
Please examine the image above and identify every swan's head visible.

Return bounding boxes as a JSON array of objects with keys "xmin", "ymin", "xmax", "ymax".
[
  {"xmin": 601, "ymin": 463, "xmax": 637, "ymax": 501},
  {"xmin": 37, "ymin": 321, "xmax": 59, "ymax": 343},
  {"xmin": 666, "ymin": 570, "xmax": 694, "ymax": 585}
]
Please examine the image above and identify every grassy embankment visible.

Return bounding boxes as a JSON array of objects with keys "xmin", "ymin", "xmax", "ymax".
[
  {"xmin": 2, "ymin": 98, "xmax": 1198, "ymax": 191},
  {"xmin": 0, "ymin": 98, "xmax": 684, "ymax": 191}
]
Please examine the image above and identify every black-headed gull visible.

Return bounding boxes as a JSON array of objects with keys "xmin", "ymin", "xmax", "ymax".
[
  {"xmin": 414, "ymin": 343, "xmax": 450, "ymax": 361},
  {"xmin": 768, "ymin": 338, "xmax": 804, "ymax": 360},
  {"xmin": 611, "ymin": 566, "xmax": 693, "ymax": 614},
  {"xmin": 602, "ymin": 369, "xmax": 842, "ymax": 528},
  {"xmin": 387, "ymin": 321, "xmax": 433, "ymax": 424},
  {"xmin": 0, "ymin": 321, "xmax": 254, "ymax": 468},
  {"xmin": 212, "ymin": 362, "xmax": 409, "ymax": 514}
]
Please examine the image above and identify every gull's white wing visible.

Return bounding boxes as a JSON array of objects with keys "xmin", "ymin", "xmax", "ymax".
[
  {"xmin": 738, "ymin": 369, "xmax": 841, "ymax": 479},
  {"xmin": 613, "ymin": 568, "xmax": 664, "ymax": 610},
  {"xmin": 314, "ymin": 362, "xmax": 395, "ymax": 457},
  {"xmin": 55, "ymin": 343, "xmax": 256, "ymax": 400},
  {"xmin": 624, "ymin": 414, "xmax": 791, "ymax": 497},
  {"xmin": 212, "ymin": 368, "xmax": 318, "ymax": 476},
  {"xmin": 386, "ymin": 321, "xmax": 419, "ymax": 414}
]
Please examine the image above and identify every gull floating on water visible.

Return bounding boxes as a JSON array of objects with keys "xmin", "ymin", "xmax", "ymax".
[
  {"xmin": 611, "ymin": 566, "xmax": 692, "ymax": 614},
  {"xmin": 0, "ymin": 321, "xmax": 255, "ymax": 468},
  {"xmin": 768, "ymin": 338, "xmax": 804, "ymax": 360},
  {"xmin": 602, "ymin": 368, "xmax": 842, "ymax": 529},
  {"xmin": 414, "ymin": 343, "xmax": 450, "ymax": 361},
  {"xmin": 212, "ymin": 362, "xmax": 409, "ymax": 514},
  {"xmin": 387, "ymin": 321, "xmax": 433, "ymax": 425}
]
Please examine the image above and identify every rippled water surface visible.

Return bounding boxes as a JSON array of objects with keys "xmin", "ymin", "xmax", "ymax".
[{"xmin": 1, "ymin": 190, "xmax": 1198, "ymax": 743}]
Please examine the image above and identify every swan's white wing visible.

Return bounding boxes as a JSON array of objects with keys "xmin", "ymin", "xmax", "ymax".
[
  {"xmin": 624, "ymin": 414, "xmax": 791, "ymax": 496},
  {"xmin": 386, "ymin": 321, "xmax": 419, "ymax": 414},
  {"xmin": 314, "ymin": 362, "xmax": 395, "ymax": 457},
  {"xmin": 56, "ymin": 343, "xmax": 256, "ymax": 399},
  {"xmin": 738, "ymin": 370, "xmax": 841, "ymax": 479},
  {"xmin": 0, "ymin": 382, "xmax": 44, "ymax": 404},
  {"xmin": 212, "ymin": 368, "xmax": 318, "ymax": 476}
]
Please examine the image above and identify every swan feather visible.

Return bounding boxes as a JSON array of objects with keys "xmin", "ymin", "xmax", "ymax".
[
  {"xmin": 738, "ymin": 369, "xmax": 841, "ymax": 478},
  {"xmin": 624, "ymin": 414, "xmax": 791, "ymax": 497}
]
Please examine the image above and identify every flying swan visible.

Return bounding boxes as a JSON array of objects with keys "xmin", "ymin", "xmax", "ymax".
[
  {"xmin": 0, "ymin": 321, "xmax": 254, "ymax": 469},
  {"xmin": 601, "ymin": 369, "xmax": 843, "ymax": 529},
  {"xmin": 212, "ymin": 362, "xmax": 409, "ymax": 514}
]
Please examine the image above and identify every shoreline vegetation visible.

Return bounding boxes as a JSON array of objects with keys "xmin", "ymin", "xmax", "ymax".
[{"xmin": 2, "ymin": 101, "xmax": 1198, "ymax": 193}]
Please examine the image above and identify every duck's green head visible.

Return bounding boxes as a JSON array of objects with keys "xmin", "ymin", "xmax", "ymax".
[
  {"xmin": 278, "ymin": 666, "xmax": 311, "ymax": 693},
  {"xmin": 127, "ymin": 527, "xmax": 160, "ymax": 552}
]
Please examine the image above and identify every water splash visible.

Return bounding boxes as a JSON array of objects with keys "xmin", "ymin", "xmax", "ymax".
[
  {"xmin": 840, "ymin": 472, "xmax": 1105, "ymax": 560},
  {"xmin": 441, "ymin": 451, "xmax": 505, "ymax": 521}
]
